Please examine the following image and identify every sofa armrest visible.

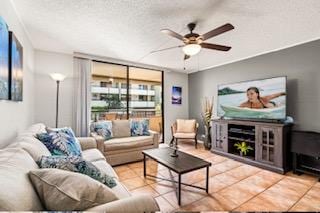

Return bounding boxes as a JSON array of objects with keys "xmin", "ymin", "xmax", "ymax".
[
  {"xmin": 149, "ymin": 130, "xmax": 159, "ymax": 147},
  {"xmin": 90, "ymin": 132, "xmax": 105, "ymax": 152},
  {"xmin": 85, "ymin": 195, "xmax": 160, "ymax": 212},
  {"xmin": 77, "ymin": 137, "xmax": 97, "ymax": 150}
]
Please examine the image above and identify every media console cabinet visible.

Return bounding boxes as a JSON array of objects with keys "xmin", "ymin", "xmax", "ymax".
[{"xmin": 211, "ymin": 119, "xmax": 292, "ymax": 174}]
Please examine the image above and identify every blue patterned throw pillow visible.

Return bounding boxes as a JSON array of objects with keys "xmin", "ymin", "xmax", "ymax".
[
  {"xmin": 37, "ymin": 155, "xmax": 117, "ymax": 188},
  {"xmin": 130, "ymin": 119, "xmax": 150, "ymax": 136},
  {"xmin": 36, "ymin": 127, "xmax": 82, "ymax": 157},
  {"xmin": 90, "ymin": 121, "xmax": 113, "ymax": 140}
]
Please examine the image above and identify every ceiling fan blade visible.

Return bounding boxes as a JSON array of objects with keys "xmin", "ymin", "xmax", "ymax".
[
  {"xmin": 161, "ymin": 29, "xmax": 185, "ymax": 41},
  {"xmin": 150, "ymin": 45, "xmax": 183, "ymax": 54},
  {"xmin": 184, "ymin": 54, "xmax": 190, "ymax": 60},
  {"xmin": 201, "ymin": 23, "xmax": 234, "ymax": 41},
  {"xmin": 201, "ymin": 43, "xmax": 231, "ymax": 51}
]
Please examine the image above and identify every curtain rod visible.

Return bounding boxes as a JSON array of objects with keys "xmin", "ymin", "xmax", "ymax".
[{"xmin": 73, "ymin": 52, "xmax": 172, "ymax": 73}]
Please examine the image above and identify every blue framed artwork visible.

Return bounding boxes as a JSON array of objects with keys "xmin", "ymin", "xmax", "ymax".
[
  {"xmin": 0, "ymin": 17, "xmax": 9, "ymax": 100},
  {"xmin": 172, "ymin": 86, "xmax": 182, "ymax": 105},
  {"xmin": 9, "ymin": 31, "xmax": 23, "ymax": 101}
]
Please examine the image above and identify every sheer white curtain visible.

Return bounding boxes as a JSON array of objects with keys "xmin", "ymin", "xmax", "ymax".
[{"xmin": 73, "ymin": 57, "xmax": 92, "ymax": 137}]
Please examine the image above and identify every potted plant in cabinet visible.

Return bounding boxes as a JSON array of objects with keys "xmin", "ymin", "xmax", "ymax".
[{"xmin": 234, "ymin": 141, "xmax": 253, "ymax": 157}]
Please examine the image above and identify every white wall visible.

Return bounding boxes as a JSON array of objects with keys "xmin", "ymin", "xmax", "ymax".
[
  {"xmin": 34, "ymin": 50, "xmax": 74, "ymax": 128},
  {"xmin": 33, "ymin": 50, "xmax": 189, "ymax": 142},
  {"xmin": 0, "ymin": 1, "xmax": 35, "ymax": 148},
  {"xmin": 164, "ymin": 71, "xmax": 189, "ymax": 143}
]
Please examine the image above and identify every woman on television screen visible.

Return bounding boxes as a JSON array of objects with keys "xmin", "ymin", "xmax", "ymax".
[{"xmin": 240, "ymin": 87, "xmax": 285, "ymax": 109}]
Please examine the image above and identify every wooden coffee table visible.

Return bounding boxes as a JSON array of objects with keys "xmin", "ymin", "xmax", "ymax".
[{"xmin": 142, "ymin": 147, "xmax": 211, "ymax": 205}]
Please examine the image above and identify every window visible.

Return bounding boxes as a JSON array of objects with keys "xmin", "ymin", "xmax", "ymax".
[
  {"xmin": 138, "ymin": 95, "xmax": 147, "ymax": 101},
  {"xmin": 138, "ymin": 85, "xmax": 147, "ymax": 90},
  {"xmin": 91, "ymin": 62, "xmax": 163, "ymax": 142},
  {"xmin": 121, "ymin": 83, "xmax": 127, "ymax": 89},
  {"xmin": 129, "ymin": 67, "xmax": 163, "ymax": 142},
  {"xmin": 91, "ymin": 62, "xmax": 127, "ymax": 121}
]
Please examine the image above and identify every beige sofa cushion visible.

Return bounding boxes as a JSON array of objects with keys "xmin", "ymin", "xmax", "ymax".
[
  {"xmin": 0, "ymin": 148, "xmax": 43, "ymax": 211},
  {"xmin": 11, "ymin": 123, "xmax": 51, "ymax": 161},
  {"xmin": 82, "ymin": 149, "xmax": 105, "ymax": 162},
  {"xmin": 110, "ymin": 180, "xmax": 131, "ymax": 199},
  {"xmin": 92, "ymin": 160, "xmax": 119, "ymax": 179},
  {"xmin": 18, "ymin": 123, "xmax": 47, "ymax": 137},
  {"xmin": 11, "ymin": 137, "xmax": 51, "ymax": 161},
  {"xmin": 86, "ymin": 194, "xmax": 160, "ymax": 212},
  {"xmin": 176, "ymin": 119, "xmax": 196, "ymax": 133},
  {"xmin": 29, "ymin": 168, "xmax": 119, "ymax": 211},
  {"xmin": 104, "ymin": 136, "xmax": 153, "ymax": 152},
  {"xmin": 112, "ymin": 120, "xmax": 131, "ymax": 138},
  {"xmin": 91, "ymin": 161, "xmax": 130, "ymax": 199}
]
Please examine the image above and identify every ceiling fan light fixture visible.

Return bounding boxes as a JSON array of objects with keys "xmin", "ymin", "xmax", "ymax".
[{"xmin": 182, "ymin": 44, "xmax": 201, "ymax": 56}]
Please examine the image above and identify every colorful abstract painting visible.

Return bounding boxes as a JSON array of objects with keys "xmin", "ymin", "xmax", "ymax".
[
  {"xmin": 172, "ymin": 86, "xmax": 182, "ymax": 105},
  {"xmin": 9, "ymin": 32, "xmax": 23, "ymax": 101},
  {"xmin": 0, "ymin": 17, "xmax": 9, "ymax": 100}
]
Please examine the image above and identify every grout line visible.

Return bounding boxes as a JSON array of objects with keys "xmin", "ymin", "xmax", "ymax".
[
  {"xmin": 117, "ymin": 147, "xmax": 317, "ymax": 212},
  {"xmin": 159, "ymin": 160, "xmax": 257, "ymax": 210},
  {"xmin": 286, "ymin": 180, "xmax": 317, "ymax": 211},
  {"xmin": 230, "ymin": 172, "xmax": 286, "ymax": 211}
]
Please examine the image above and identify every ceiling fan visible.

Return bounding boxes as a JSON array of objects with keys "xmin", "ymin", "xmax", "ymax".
[{"xmin": 154, "ymin": 22, "xmax": 234, "ymax": 60}]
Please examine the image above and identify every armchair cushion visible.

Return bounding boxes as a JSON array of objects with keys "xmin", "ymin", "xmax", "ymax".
[
  {"xmin": 176, "ymin": 119, "xmax": 196, "ymax": 133},
  {"xmin": 173, "ymin": 132, "xmax": 196, "ymax": 139}
]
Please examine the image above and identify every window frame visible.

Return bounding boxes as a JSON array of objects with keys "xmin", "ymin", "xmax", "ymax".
[{"xmin": 91, "ymin": 60, "xmax": 164, "ymax": 143}]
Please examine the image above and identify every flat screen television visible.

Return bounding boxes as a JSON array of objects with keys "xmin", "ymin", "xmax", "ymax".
[{"xmin": 217, "ymin": 76, "xmax": 286, "ymax": 121}]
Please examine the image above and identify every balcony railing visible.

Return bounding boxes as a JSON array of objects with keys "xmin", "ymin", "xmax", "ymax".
[
  {"xmin": 91, "ymin": 100, "xmax": 155, "ymax": 108},
  {"xmin": 91, "ymin": 87, "xmax": 155, "ymax": 96}
]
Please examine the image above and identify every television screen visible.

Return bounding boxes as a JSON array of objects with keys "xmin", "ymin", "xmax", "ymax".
[{"xmin": 217, "ymin": 77, "xmax": 286, "ymax": 120}]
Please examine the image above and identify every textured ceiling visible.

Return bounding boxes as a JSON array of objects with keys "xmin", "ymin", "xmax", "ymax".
[{"xmin": 11, "ymin": 0, "xmax": 320, "ymax": 73}]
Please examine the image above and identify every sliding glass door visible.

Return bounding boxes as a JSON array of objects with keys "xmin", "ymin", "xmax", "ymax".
[
  {"xmin": 129, "ymin": 67, "xmax": 163, "ymax": 140},
  {"xmin": 90, "ymin": 61, "xmax": 163, "ymax": 142},
  {"xmin": 91, "ymin": 62, "xmax": 127, "ymax": 121}
]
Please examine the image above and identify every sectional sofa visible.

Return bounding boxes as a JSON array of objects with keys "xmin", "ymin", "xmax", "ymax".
[{"xmin": 0, "ymin": 123, "xmax": 159, "ymax": 212}]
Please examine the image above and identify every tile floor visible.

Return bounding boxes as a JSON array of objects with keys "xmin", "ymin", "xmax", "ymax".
[{"xmin": 113, "ymin": 141, "xmax": 320, "ymax": 212}]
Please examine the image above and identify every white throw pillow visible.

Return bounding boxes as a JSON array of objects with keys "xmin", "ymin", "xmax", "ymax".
[{"xmin": 29, "ymin": 169, "xmax": 119, "ymax": 210}]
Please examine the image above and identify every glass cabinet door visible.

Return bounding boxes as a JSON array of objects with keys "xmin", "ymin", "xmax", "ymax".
[
  {"xmin": 212, "ymin": 122, "xmax": 228, "ymax": 152},
  {"xmin": 258, "ymin": 127, "xmax": 278, "ymax": 165}
]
